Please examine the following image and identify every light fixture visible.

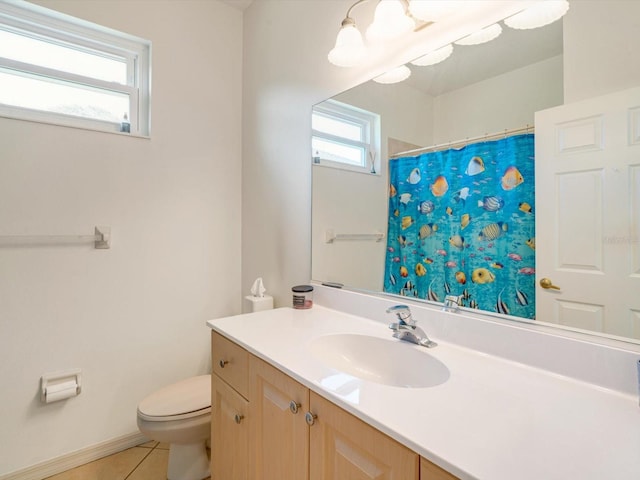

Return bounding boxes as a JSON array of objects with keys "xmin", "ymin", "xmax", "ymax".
[
  {"xmin": 373, "ymin": 65, "xmax": 412, "ymax": 84},
  {"xmin": 410, "ymin": 43, "xmax": 453, "ymax": 66},
  {"xmin": 328, "ymin": 0, "xmax": 462, "ymax": 68},
  {"xmin": 328, "ymin": 16, "xmax": 367, "ymax": 67},
  {"xmin": 366, "ymin": 0, "xmax": 415, "ymax": 42},
  {"xmin": 454, "ymin": 23, "xmax": 502, "ymax": 46},
  {"xmin": 327, "ymin": 0, "xmax": 562, "ymax": 68},
  {"xmin": 504, "ymin": 0, "xmax": 570, "ymax": 30},
  {"xmin": 408, "ymin": 0, "xmax": 462, "ymax": 22}
]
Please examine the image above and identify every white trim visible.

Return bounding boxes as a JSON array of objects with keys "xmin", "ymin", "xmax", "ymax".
[
  {"xmin": 0, "ymin": 59, "xmax": 136, "ymax": 95},
  {"xmin": 0, "ymin": 432, "xmax": 148, "ymax": 480}
]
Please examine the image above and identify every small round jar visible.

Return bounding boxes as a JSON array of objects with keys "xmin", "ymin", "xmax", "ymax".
[{"xmin": 292, "ymin": 285, "xmax": 314, "ymax": 309}]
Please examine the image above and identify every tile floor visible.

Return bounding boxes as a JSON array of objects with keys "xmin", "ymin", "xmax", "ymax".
[{"xmin": 44, "ymin": 441, "xmax": 211, "ymax": 480}]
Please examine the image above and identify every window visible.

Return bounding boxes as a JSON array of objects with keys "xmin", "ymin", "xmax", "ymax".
[
  {"xmin": 0, "ymin": 1, "xmax": 151, "ymax": 136},
  {"xmin": 312, "ymin": 99, "xmax": 380, "ymax": 174}
]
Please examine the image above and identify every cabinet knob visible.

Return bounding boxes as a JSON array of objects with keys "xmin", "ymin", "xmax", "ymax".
[
  {"xmin": 305, "ymin": 411, "xmax": 317, "ymax": 426},
  {"xmin": 219, "ymin": 359, "xmax": 229, "ymax": 368},
  {"xmin": 234, "ymin": 414, "xmax": 244, "ymax": 424},
  {"xmin": 289, "ymin": 401, "xmax": 301, "ymax": 414}
]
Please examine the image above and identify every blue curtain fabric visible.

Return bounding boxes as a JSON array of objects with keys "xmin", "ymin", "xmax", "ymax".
[{"xmin": 383, "ymin": 133, "xmax": 535, "ymax": 319}]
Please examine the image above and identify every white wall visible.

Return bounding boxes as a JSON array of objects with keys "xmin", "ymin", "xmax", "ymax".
[
  {"xmin": 433, "ymin": 55, "xmax": 564, "ymax": 143},
  {"xmin": 241, "ymin": 0, "xmax": 377, "ymax": 306},
  {"xmin": 563, "ymin": 0, "xmax": 640, "ymax": 104},
  {"xmin": 0, "ymin": 0, "xmax": 242, "ymax": 474}
]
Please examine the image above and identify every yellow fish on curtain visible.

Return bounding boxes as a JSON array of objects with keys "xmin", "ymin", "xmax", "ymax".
[{"xmin": 383, "ymin": 134, "xmax": 535, "ymax": 319}]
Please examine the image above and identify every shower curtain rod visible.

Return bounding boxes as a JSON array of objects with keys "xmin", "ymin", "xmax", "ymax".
[{"xmin": 390, "ymin": 125, "xmax": 534, "ymax": 159}]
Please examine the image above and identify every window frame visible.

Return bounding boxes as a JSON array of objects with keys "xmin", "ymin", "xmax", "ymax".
[
  {"xmin": 0, "ymin": 1, "xmax": 151, "ymax": 136},
  {"xmin": 312, "ymin": 99, "xmax": 380, "ymax": 175}
]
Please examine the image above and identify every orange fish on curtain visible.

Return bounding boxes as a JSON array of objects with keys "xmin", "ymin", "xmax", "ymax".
[{"xmin": 383, "ymin": 134, "xmax": 536, "ymax": 320}]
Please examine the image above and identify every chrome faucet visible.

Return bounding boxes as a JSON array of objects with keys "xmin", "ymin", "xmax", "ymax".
[
  {"xmin": 386, "ymin": 305, "xmax": 437, "ymax": 348},
  {"xmin": 442, "ymin": 295, "xmax": 462, "ymax": 313}
]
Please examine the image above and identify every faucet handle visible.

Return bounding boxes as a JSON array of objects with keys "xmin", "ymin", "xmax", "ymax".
[
  {"xmin": 386, "ymin": 304, "xmax": 414, "ymax": 324},
  {"xmin": 386, "ymin": 304, "xmax": 409, "ymax": 312}
]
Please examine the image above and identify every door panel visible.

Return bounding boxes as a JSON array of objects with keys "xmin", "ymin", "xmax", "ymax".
[{"xmin": 536, "ymin": 86, "xmax": 640, "ymax": 339}]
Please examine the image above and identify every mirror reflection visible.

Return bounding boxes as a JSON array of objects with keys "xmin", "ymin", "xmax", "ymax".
[{"xmin": 312, "ymin": 2, "xmax": 640, "ymax": 343}]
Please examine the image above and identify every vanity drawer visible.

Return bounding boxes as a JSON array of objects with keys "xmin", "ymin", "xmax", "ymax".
[{"xmin": 212, "ymin": 331, "xmax": 249, "ymax": 398}]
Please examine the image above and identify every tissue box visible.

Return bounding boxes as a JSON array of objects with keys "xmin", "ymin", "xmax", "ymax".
[{"xmin": 244, "ymin": 295, "xmax": 274, "ymax": 313}]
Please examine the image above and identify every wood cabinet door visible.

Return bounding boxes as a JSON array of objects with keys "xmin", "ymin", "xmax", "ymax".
[
  {"xmin": 249, "ymin": 355, "xmax": 310, "ymax": 480},
  {"xmin": 212, "ymin": 331, "xmax": 249, "ymax": 398},
  {"xmin": 420, "ymin": 457, "xmax": 460, "ymax": 480},
  {"xmin": 309, "ymin": 391, "xmax": 419, "ymax": 480},
  {"xmin": 211, "ymin": 374, "xmax": 249, "ymax": 480}
]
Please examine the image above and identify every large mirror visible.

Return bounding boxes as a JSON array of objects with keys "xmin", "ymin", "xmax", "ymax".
[{"xmin": 312, "ymin": 1, "xmax": 640, "ymax": 344}]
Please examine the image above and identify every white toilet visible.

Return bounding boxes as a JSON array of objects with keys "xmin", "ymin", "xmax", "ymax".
[{"xmin": 137, "ymin": 375, "xmax": 211, "ymax": 480}]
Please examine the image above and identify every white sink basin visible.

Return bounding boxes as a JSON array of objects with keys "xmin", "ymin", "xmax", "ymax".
[{"xmin": 309, "ymin": 333, "xmax": 450, "ymax": 388}]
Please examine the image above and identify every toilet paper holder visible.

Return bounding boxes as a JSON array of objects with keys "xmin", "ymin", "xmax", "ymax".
[{"xmin": 41, "ymin": 369, "xmax": 82, "ymax": 403}]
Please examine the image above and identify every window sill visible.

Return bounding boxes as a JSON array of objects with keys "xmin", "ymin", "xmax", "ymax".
[
  {"xmin": 312, "ymin": 159, "xmax": 380, "ymax": 176},
  {"xmin": 0, "ymin": 112, "xmax": 150, "ymax": 139}
]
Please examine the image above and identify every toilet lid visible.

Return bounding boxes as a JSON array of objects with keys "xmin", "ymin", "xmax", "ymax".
[{"xmin": 138, "ymin": 374, "xmax": 211, "ymax": 418}]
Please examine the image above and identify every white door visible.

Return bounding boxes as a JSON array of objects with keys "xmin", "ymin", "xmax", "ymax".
[{"xmin": 535, "ymin": 86, "xmax": 640, "ymax": 340}]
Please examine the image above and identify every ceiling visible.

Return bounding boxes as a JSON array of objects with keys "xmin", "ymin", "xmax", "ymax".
[{"xmin": 404, "ymin": 20, "xmax": 563, "ymax": 97}]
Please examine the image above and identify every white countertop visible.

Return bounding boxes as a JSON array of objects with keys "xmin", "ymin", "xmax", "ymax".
[{"xmin": 207, "ymin": 306, "xmax": 640, "ymax": 480}]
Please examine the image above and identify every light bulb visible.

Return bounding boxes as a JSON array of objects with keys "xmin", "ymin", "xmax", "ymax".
[
  {"xmin": 366, "ymin": 0, "xmax": 415, "ymax": 42},
  {"xmin": 373, "ymin": 65, "xmax": 412, "ymax": 84},
  {"xmin": 328, "ymin": 18, "xmax": 366, "ymax": 67},
  {"xmin": 411, "ymin": 44, "xmax": 453, "ymax": 67},
  {"xmin": 455, "ymin": 23, "xmax": 502, "ymax": 46},
  {"xmin": 505, "ymin": 0, "xmax": 570, "ymax": 30}
]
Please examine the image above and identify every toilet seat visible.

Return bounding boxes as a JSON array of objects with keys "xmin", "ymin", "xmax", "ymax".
[{"xmin": 137, "ymin": 374, "xmax": 211, "ymax": 422}]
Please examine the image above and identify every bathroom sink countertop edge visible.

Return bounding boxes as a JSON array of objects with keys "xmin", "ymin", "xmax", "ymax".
[{"xmin": 206, "ymin": 306, "xmax": 640, "ymax": 480}]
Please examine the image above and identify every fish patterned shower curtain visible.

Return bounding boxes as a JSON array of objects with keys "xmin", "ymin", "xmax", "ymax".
[{"xmin": 383, "ymin": 133, "xmax": 535, "ymax": 319}]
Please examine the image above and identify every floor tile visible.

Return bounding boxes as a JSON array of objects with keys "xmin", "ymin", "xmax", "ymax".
[
  {"xmin": 45, "ymin": 447, "xmax": 150, "ymax": 480},
  {"xmin": 126, "ymin": 449, "xmax": 168, "ymax": 480},
  {"xmin": 138, "ymin": 441, "xmax": 158, "ymax": 449}
]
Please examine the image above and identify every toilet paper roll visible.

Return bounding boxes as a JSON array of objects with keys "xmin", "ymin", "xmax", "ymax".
[
  {"xmin": 45, "ymin": 380, "xmax": 78, "ymax": 403},
  {"xmin": 244, "ymin": 294, "xmax": 273, "ymax": 313}
]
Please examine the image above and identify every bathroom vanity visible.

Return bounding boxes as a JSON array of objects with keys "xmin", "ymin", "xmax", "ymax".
[
  {"xmin": 207, "ymin": 292, "xmax": 640, "ymax": 480},
  {"xmin": 209, "ymin": 329, "xmax": 450, "ymax": 479}
]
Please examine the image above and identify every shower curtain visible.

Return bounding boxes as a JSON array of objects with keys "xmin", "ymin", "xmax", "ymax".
[{"xmin": 383, "ymin": 133, "xmax": 535, "ymax": 320}]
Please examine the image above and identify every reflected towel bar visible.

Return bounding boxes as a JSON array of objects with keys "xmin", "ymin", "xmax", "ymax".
[
  {"xmin": 0, "ymin": 226, "xmax": 111, "ymax": 249},
  {"xmin": 325, "ymin": 229, "xmax": 384, "ymax": 244}
]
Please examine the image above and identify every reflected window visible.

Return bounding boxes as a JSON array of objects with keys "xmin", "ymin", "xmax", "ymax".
[{"xmin": 312, "ymin": 99, "xmax": 380, "ymax": 173}]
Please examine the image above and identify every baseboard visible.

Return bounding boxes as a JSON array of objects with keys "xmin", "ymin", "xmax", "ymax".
[{"xmin": 0, "ymin": 432, "xmax": 148, "ymax": 480}]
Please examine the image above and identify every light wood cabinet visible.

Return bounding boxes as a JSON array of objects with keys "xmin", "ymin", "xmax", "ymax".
[
  {"xmin": 211, "ymin": 373, "xmax": 249, "ymax": 480},
  {"xmin": 249, "ymin": 356, "xmax": 309, "ymax": 480},
  {"xmin": 210, "ymin": 332, "xmax": 250, "ymax": 480},
  {"xmin": 421, "ymin": 457, "xmax": 460, "ymax": 480},
  {"xmin": 211, "ymin": 331, "xmax": 460, "ymax": 480},
  {"xmin": 212, "ymin": 330, "xmax": 249, "ymax": 398},
  {"xmin": 309, "ymin": 391, "xmax": 419, "ymax": 480}
]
